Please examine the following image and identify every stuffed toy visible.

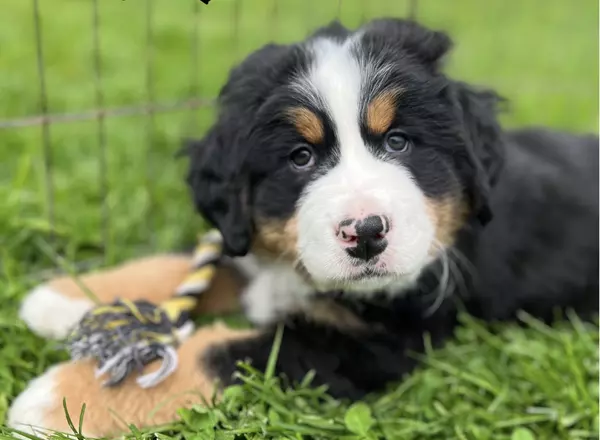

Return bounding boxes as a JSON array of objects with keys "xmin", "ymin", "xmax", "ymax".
[{"xmin": 65, "ymin": 229, "xmax": 225, "ymax": 389}]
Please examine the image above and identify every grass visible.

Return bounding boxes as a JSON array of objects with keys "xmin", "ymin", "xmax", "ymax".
[{"xmin": 0, "ymin": 0, "xmax": 598, "ymax": 438}]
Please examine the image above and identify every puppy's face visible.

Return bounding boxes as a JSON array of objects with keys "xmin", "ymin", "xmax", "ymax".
[{"xmin": 188, "ymin": 19, "xmax": 501, "ymax": 295}]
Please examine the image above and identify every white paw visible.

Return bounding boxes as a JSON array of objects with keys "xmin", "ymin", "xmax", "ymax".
[
  {"xmin": 7, "ymin": 366, "xmax": 60, "ymax": 438},
  {"xmin": 19, "ymin": 285, "xmax": 94, "ymax": 340}
]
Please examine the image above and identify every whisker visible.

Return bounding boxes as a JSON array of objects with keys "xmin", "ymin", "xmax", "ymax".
[
  {"xmin": 446, "ymin": 250, "xmax": 469, "ymax": 299},
  {"xmin": 423, "ymin": 241, "xmax": 451, "ymax": 317},
  {"xmin": 448, "ymin": 246, "xmax": 477, "ymax": 280}
]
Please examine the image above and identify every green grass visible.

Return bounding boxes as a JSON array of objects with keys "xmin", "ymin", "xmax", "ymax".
[{"xmin": 0, "ymin": 0, "xmax": 598, "ymax": 438}]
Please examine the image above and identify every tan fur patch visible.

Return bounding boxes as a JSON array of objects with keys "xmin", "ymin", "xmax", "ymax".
[
  {"xmin": 253, "ymin": 216, "xmax": 299, "ymax": 261},
  {"xmin": 366, "ymin": 90, "xmax": 402, "ymax": 135},
  {"xmin": 195, "ymin": 264, "xmax": 244, "ymax": 314},
  {"xmin": 48, "ymin": 255, "xmax": 244, "ymax": 315},
  {"xmin": 49, "ymin": 255, "xmax": 192, "ymax": 303},
  {"xmin": 425, "ymin": 197, "xmax": 470, "ymax": 252},
  {"xmin": 287, "ymin": 107, "xmax": 324, "ymax": 144},
  {"xmin": 44, "ymin": 323, "xmax": 259, "ymax": 436},
  {"xmin": 304, "ymin": 298, "xmax": 366, "ymax": 331}
]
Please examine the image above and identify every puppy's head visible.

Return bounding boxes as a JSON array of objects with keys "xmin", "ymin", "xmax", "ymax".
[{"xmin": 186, "ymin": 19, "xmax": 504, "ymax": 294}]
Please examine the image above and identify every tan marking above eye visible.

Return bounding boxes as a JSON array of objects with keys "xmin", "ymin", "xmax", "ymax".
[
  {"xmin": 366, "ymin": 89, "xmax": 402, "ymax": 135},
  {"xmin": 286, "ymin": 107, "xmax": 324, "ymax": 144}
]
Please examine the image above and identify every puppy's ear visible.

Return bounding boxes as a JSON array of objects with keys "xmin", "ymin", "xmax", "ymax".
[
  {"xmin": 185, "ymin": 43, "xmax": 296, "ymax": 256},
  {"xmin": 362, "ymin": 18, "xmax": 452, "ymax": 69},
  {"xmin": 185, "ymin": 126, "xmax": 252, "ymax": 257},
  {"xmin": 448, "ymin": 81, "xmax": 505, "ymax": 225}
]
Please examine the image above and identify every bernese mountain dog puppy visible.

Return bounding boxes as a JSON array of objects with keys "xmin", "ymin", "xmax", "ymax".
[{"xmin": 9, "ymin": 18, "xmax": 598, "ymax": 436}]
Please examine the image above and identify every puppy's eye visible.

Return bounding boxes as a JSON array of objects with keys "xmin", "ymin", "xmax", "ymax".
[
  {"xmin": 289, "ymin": 145, "xmax": 315, "ymax": 169},
  {"xmin": 384, "ymin": 130, "xmax": 411, "ymax": 153}
]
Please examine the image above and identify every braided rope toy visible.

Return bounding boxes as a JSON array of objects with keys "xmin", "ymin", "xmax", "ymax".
[{"xmin": 64, "ymin": 230, "xmax": 224, "ymax": 388}]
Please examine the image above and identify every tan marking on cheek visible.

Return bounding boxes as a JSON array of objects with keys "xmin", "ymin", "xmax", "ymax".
[
  {"xmin": 253, "ymin": 215, "xmax": 299, "ymax": 261},
  {"xmin": 44, "ymin": 323, "xmax": 259, "ymax": 436},
  {"xmin": 287, "ymin": 107, "xmax": 324, "ymax": 144},
  {"xmin": 425, "ymin": 196, "xmax": 470, "ymax": 253},
  {"xmin": 366, "ymin": 89, "xmax": 402, "ymax": 135}
]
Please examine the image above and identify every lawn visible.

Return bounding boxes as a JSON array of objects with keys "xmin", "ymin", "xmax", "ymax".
[{"xmin": 0, "ymin": 0, "xmax": 598, "ymax": 438}]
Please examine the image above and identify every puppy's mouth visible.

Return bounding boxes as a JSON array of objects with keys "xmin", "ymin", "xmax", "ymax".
[
  {"xmin": 294, "ymin": 245, "xmax": 427, "ymax": 294},
  {"xmin": 295, "ymin": 258, "xmax": 390, "ymax": 282},
  {"xmin": 346, "ymin": 267, "xmax": 390, "ymax": 280},
  {"xmin": 295, "ymin": 258, "xmax": 405, "ymax": 293}
]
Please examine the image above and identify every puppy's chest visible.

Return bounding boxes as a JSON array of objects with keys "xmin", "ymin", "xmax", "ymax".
[
  {"xmin": 239, "ymin": 260, "xmax": 314, "ymax": 326},
  {"xmin": 236, "ymin": 256, "xmax": 437, "ymax": 331}
]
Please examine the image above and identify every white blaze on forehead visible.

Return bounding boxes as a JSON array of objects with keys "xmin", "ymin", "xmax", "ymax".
[
  {"xmin": 294, "ymin": 36, "xmax": 373, "ymax": 164},
  {"xmin": 309, "ymin": 38, "xmax": 362, "ymax": 149}
]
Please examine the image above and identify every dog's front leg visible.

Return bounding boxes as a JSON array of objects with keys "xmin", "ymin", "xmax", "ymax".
[
  {"xmin": 9, "ymin": 305, "xmax": 456, "ymax": 437},
  {"xmin": 7, "ymin": 322, "xmax": 259, "ymax": 437},
  {"xmin": 206, "ymin": 312, "xmax": 457, "ymax": 401}
]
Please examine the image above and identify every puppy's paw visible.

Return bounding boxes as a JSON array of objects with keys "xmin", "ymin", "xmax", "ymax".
[
  {"xmin": 8, "ymin": 323, "xmax": 259, "ymax": 438},
  {"xmin": 7, "ymin": 364, "xmax": 89, "ymax": 438},
  {"xmin": 19, "ymin": 284, "xmax": 94, "ymax": 340},
  {"xmin": 7, "ymin": 357, "xmax": 188, "ymax": 437},
  {"xmin": 18, "ymin": 255, "xmax": 195, "ymax": 340}
]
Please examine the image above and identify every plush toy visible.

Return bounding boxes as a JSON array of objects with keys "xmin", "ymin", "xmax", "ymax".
[{"xmin": 64, "ymin": 229, "xmax": 224, "ymax": 388}]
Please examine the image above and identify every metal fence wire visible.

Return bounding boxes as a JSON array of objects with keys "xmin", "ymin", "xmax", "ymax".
[{"xmin": 0, "ymin": 0, "xmax": 418, "ymax": 271}]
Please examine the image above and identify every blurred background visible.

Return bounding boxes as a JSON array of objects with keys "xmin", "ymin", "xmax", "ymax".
[{"xmin": 0, "ymin": 0, "xmax": 598, "ymax": 274}]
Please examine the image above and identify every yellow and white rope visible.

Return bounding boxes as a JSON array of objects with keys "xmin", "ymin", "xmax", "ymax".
[{"xmin": 65, "ymin": 229, "xmax": 224, "ymax": 388}]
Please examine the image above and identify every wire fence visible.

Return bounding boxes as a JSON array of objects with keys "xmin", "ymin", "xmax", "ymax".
[
  {"xmin": 4, "ymin": 0, "xmax": 212, "ymax": 253},
  {"xmin": 2, "ymin": 0, "xmax": 594, "ymax": 277},
  {"xmin": 0, "ymin": 0, "xmax": 418, "ymax": 274}
]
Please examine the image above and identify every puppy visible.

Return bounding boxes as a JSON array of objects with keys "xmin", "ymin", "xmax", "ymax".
[{"xmin": 9, "ymin": 18, "xmax": 598, "ymax": 436}]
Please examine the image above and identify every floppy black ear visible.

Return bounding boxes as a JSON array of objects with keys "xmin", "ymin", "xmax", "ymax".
[
  {"xmin": 362, "ymin": 18, "xmax": 453, "ymax": 69},
  {"xmin": 184, "ymin": 126, "xmax": 253, "ymax": 257},
  {"xmin": 184, "ymin": 42, "xmax": 297, "ymax": 256},
  {"xmin": 447, "ymin": 81, "xmax": 506, "ymax": 225}
]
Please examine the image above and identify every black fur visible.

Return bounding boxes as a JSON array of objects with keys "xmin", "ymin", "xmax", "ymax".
[
  {"xmin": 185, "ymin": 42, "xmax": 309, "ymax": 255},
  {"xmin": 187, "ymin": 19, "xmax": 599, "ymax": 399}
]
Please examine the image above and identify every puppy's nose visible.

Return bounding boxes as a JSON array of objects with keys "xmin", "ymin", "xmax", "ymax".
[{"xmin": 337, "ymin": 215, "xmax": 390, "ymax": 261}]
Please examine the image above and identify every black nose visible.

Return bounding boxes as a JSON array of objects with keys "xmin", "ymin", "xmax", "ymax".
[{"xmin": 345, "ymin": 215, "xmax": 388, "ymax": 261}]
